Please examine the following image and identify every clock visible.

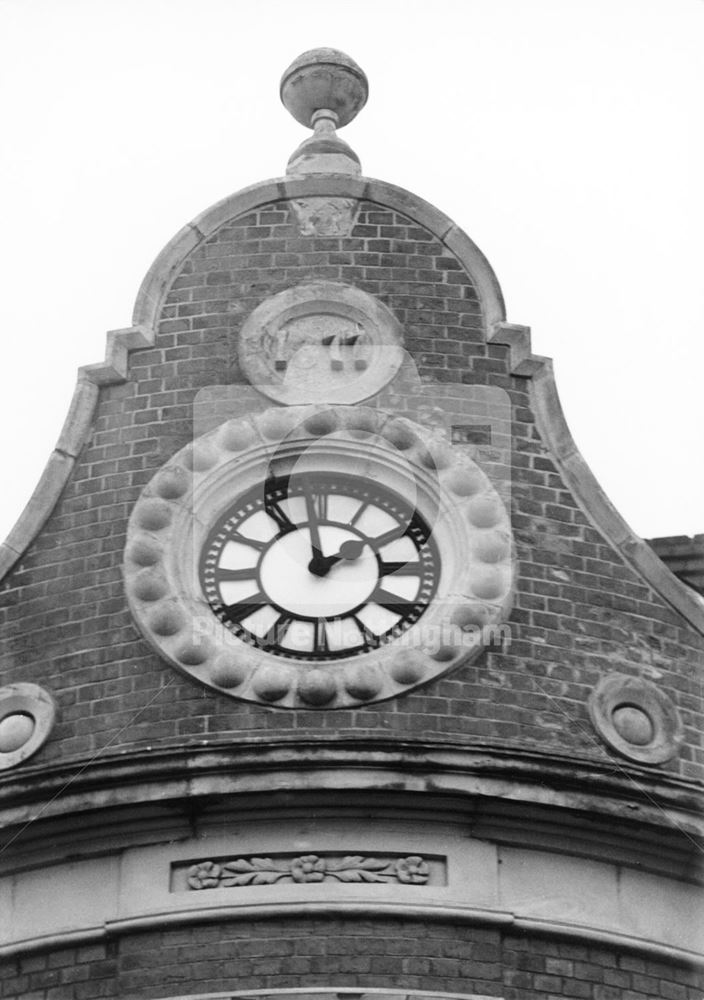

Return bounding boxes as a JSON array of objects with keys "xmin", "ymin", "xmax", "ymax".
[
  {"xmin": 124, "ymin": 404, "xmax": 514, "ymax": 709},
  {"xmin": 199, "ymin": 472, "xmax": 440, "ymax": 660}
]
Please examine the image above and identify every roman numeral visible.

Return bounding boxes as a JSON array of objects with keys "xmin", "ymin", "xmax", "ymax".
[
  {"xmin": 263, "ymin": 613, "xmax": 294, "ymax": 648},
  {"xmin": 265, "ymin": 499, "xmax": 295, "ymax": 534},
  {"xmin": 371, "ymin": 587, "xmax": 411, "ymax": 615},
  {"xmin": 224, "ymin": 592, "xmax": 266, "ymax": 624},
  {"xmin": 349, "ymin": 500, "xmax": 369, "ymax": 526},
  {"xmin": 351, "ymin": 615, "xmax": 380, "ymax": 650},
  {"xmin": 229, "ymin": 532, "xmax": 265, "ymax": 551},
  {"xmin": 379, "ymin": 560, "xmax": 422, "ymax": 576},
  {"xmin": 313, "ymin": 618, "xmax": 330, "ymax": 654},
  {"xmin": 215, "ymin": 567, "xmax": 259, "ymax": 582},
  {"xmin": 314, "ymin": 493, "xmax": 328, "ymax": 519}
]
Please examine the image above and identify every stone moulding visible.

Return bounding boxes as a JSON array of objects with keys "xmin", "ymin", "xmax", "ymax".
[
  {"xmin": 157, "ymin": 992, "xmax": 501, "ymax": 1000},
  {"xmin": 1, "ymin": 175, "xmax": 701, "ymax": 640},
  {"xmin": 2, "ymin": 899, "xmax": 703, "ymax": 969},
  {"xmin": 1, "ymin": 742, "xmax": 701, "ymax": 837}
]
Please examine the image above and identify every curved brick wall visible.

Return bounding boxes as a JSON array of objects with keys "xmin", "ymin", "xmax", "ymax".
[
  {"xmin": 1, "ymin": 919, "xmax": 703, "ymax": 999},
  {"xmin": 0, "ymin": 198, "xmax": 702, "ymax": 782}
]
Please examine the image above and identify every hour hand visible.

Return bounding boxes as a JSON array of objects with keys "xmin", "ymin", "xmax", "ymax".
[{"xmin": 309, "ymin": 539, "xmax": 365, "ymax": 577}]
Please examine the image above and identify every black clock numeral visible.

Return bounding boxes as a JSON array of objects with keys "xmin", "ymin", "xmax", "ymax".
[
  {"xmin": 379, "ymin": 560, "xmax": 422, "ymax": 577},
  {"xmin": 351, "ymin": 615, "xmax": 380, "ymax": 650},
  {"xmin": 224, "ymin": 592, "xmax": 267, "ymax": 624},
  {"xmin": 371, "ymin": 587, "xmax": 411, "ymax": 615},
  {"xmin": 229, "ymin": 531, "xmax": 266, "ymax": 551},
  {"xmin": 349, "ymin": 499, "xmax": 369, "ymax": 527},
  {"xmin": 216, "ymin": 567, "xmax": 259, "ymax": 582},
  {"xmin": 313, "ymin": 617, "xmax": 330, "ymax": 654},
  {"xmin": 314, "ymin": 492, "xmax": 328, "ymax": 520},
  {"xmin": 265, "ymin": 498, "xmax": 296, "ymax": 535},
  {"xmin": 264, "ymin": 613, "xmax": 294, "ymax": 648}
]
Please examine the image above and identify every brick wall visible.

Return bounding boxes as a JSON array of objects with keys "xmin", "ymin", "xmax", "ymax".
[
  {"xmin": 1, "ymin": 919, "xmax": 702, "ymax": 999},
  {"xmin": 0, "ymin": 200, "xmax": 702, "ymax": 780}
]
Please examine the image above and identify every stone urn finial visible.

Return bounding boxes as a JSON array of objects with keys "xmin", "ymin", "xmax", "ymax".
[{"xmin": 280, "ymin": 48, "xmax": 368, "ymax": 176}]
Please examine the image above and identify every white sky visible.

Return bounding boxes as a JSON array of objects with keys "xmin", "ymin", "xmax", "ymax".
[{"xmin": 0, "ymin": 0, "xmax": 702, "ymax": 543}]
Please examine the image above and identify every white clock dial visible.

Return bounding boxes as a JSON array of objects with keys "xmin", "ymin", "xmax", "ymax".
[{"xmin": 200, "ymin": 473, "xmax": 440, "ymax": 660}]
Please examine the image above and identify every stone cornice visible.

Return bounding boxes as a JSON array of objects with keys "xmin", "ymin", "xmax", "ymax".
[{"xmin": 0, "ymin": 740, "xmax": 701, "ymax": 837}]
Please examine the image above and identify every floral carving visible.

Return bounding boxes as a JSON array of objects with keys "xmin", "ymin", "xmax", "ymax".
[
  {"xmin": 290, "ymin": 854, "xmax": 326, "ymax": 882},
  {"xmin": 186, "ymin": 853, "xmax": 431, "ymax": 890},
  {"xmin": 187, "ymin": 861, "xmax": 222, "ymax": 889},
  {"xmin": 394, "ymin": 855, "xmax": 430, "ymax": 884}
]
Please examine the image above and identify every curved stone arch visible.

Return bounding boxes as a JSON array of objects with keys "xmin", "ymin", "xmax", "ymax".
[{"xmin": 131, "ymin": 175, "xmax": 507, "ymax": 335}]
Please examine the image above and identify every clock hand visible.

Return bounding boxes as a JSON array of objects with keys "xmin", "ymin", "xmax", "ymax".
[
  {"xmin": 302, "ymin": 482, "xmax": 325, "ymax": 563},
  {"xmin": 309, "ymin": 539, "xmax": 365, "ymax": 577},
  {"xmin": 310, "ymin": 524, "xmax": 408, "ymax": 578}
]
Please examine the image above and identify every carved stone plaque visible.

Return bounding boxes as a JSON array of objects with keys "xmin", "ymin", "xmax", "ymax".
[
  {"xmin": 238, "ymin": 281, "xmax": 404, "ymax": 404},
  {"xmin": 290, "ymin": 197, "xmax": 359, "ymax": 235},
  {"xmin": 172, "ymin": 852, "xmax": 445, "ymax": 891}
]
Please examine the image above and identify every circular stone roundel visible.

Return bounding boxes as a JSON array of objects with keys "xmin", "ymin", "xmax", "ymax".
[
  {"xmin": 0, "ymin": 684, "xmax": 57, "ymax": 771},
  {"xmin": 588, "ymin": 673, "xmax": 683, "ymax": 765},
  {"xmin": 123, "ymin": 405, "xmax": 515, "ymax": 709},
  {"xmin": 238, "ymin": 282, "xmax": 404, "ymax": 405}
]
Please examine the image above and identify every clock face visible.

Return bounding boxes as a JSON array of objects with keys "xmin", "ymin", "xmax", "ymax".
[{"xmin": 200, "ymin": 473, "xmax": 440, "ymax": 660}]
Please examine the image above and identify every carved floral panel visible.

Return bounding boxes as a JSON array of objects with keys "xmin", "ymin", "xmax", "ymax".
[{"xmin": 174, "ymin": 853, "xmax": 445, "ymax": 891}]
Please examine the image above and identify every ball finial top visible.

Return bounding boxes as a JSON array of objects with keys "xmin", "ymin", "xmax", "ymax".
[{"xmin": 280, "ymin": 48, "xmax": 368, "ymax": 129}]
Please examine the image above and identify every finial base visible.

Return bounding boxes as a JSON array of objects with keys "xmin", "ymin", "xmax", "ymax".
[{"xmin": 286, "ymin": 123, "xmax": 361, "ymax": 177}]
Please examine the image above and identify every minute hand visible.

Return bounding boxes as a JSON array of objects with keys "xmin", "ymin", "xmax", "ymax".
[{"xmin": 302, "ymin": 483, "xmax": 324, "ymax": 563}]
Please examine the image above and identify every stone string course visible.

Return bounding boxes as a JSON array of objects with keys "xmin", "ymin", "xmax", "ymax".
[
  {"xmin": 0, "ymin": 919, "xmax": 703, "ymax": 999},
  {"xmin": 0, "ymin": 201, "xmax": 702, "ymax": 779}
]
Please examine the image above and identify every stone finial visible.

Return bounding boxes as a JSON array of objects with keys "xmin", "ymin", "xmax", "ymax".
[{"xmin": 280, "ymin": 48, "xmax": 368, "ymax": 176}]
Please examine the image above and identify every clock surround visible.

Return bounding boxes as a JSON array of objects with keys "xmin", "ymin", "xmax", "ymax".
[{"xmin": 123, "ymin": 404, "xmax": 514, "ymax": 709}]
